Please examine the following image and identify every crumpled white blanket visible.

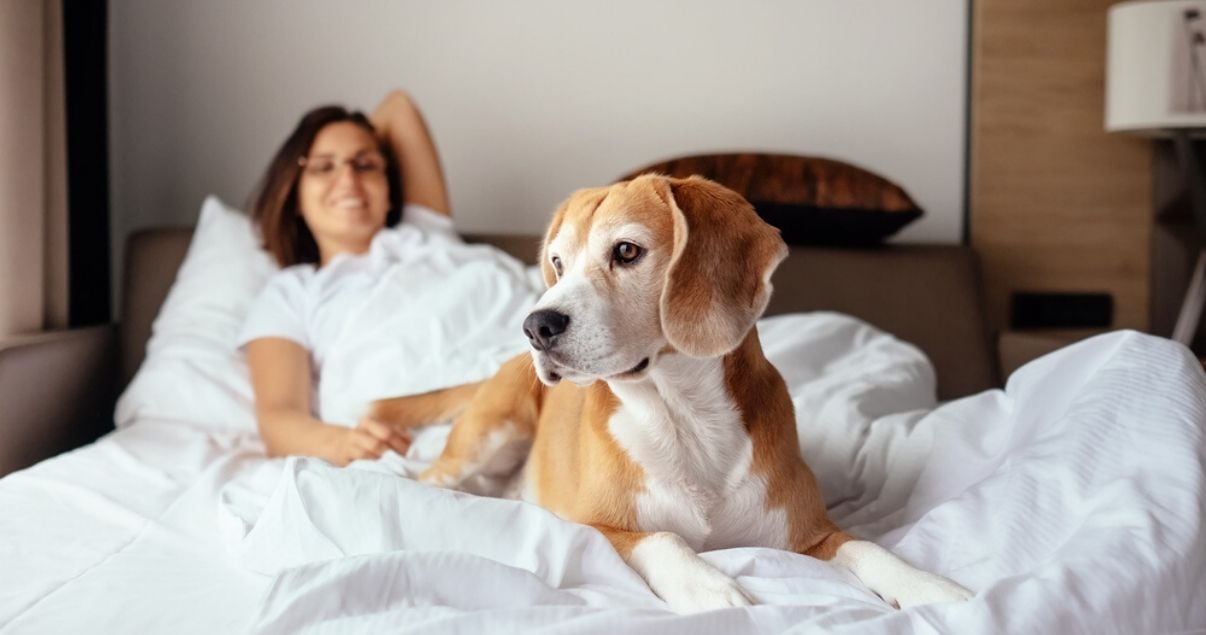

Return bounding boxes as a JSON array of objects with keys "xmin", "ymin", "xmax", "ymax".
[{"xmin": 218, "ymin": 316, "xmax": 1206, "ymax": 634}]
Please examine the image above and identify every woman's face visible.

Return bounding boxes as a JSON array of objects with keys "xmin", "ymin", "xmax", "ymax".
[{"xmin": 297, "ymin": 121, "xmax": 391, "ymax": 262}]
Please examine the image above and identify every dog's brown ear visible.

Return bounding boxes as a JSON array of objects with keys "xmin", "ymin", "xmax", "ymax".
[
  {"xmin": 539, "ymin": 187, "xmax": 608, "ymax": 288},
  {"xmin": 658, "ymin": 176, "xmax": 788, "ymax": 357}
]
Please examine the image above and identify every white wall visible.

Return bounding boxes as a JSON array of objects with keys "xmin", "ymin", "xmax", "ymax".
[{"xmin": 109, "ymin": 0, "xmax": 967, "ymax": 293}]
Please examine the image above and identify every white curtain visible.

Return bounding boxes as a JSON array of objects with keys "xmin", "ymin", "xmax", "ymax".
[{"xmin": 0, "ymin": 0, "xmax": 68, "ymax": 337}]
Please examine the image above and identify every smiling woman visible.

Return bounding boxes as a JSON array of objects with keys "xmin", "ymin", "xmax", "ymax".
[
  {"xmin": 295, "ymin": 123, "xmax": 393, "ymax": 264},
  {"xmin": 251, "ymin": 109, "xmax": 401, "ymax": 267},
  {"xmin": 240, "ymin": 90, "xmax": 456, "ymax": 466}
]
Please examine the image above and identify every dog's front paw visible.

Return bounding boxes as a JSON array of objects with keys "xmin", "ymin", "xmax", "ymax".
[
  {"xmin": 884, "ymin": 571, "xmax": 972, "ymax": 609},
  {"xmin": 633, "ymin": 533, "xmax": 754, "ymax": 613},
  {"xmin": 833, "ymin": 540, "xmax": 973, "ymax": 610},
  {"xmin": 657, "ymin": 567, "xmax": 753, "ymax": 613}
]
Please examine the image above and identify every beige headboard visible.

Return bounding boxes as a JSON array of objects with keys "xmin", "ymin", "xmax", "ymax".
[{"xmin": 121, "ymin": 229, "xmax": 996, "ymax": 401}]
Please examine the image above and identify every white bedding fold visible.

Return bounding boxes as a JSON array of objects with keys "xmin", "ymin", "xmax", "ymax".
[{"xmin": 0, "ymin": 422, "xmax": 273, "ymax": 633}]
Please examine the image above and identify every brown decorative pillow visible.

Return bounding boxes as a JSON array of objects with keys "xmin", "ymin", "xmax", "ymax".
[{"xmin": 616, "ymin": 153, "xmax": 923, "ymax": 247}]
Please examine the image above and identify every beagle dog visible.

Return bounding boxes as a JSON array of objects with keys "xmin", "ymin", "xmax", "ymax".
[{"xmin": 371, "ymin": 175, "xmax": 971, "ymax": 612}]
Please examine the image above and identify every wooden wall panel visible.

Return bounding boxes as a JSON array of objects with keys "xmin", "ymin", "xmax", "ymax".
[{"xmin": 971, "ymin": 0, "xmax": 1152, "ymax": 336}]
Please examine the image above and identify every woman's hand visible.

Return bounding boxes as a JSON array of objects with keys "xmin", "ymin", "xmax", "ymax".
[
  {"xmin": 247, "ymin": 338, "xmax": 415, "ymax": 466},
  {"xmin": 330, "ymin": 417, "xmax": 413, "ymax": 467},
  {"xmin": 372, "ymin": 89, "xmax": 417, "ymax": 121}
]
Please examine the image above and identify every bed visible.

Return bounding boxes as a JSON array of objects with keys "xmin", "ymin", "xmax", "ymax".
[{"xmin": 2, "ymin": 156, "xmax": 1204, "ymax": 634}]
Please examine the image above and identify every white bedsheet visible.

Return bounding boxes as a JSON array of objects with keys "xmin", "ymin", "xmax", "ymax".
[
  {"xmin": 0, "ymin": 421, "xmax": 272, "ymax": 633},
  {"xmin": 2, "ymin": 315, "xmax": 1204, "ymax": 634}
]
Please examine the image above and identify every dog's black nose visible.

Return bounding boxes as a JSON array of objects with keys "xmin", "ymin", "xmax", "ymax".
[{"xmin": 523, "ymin": 309, "xmax": 570, "ymax": 351}]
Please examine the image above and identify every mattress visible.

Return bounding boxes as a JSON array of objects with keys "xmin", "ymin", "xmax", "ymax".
[{"xmin": 2, "ymin": 313, "xmax": 1203, "ymax": 634}]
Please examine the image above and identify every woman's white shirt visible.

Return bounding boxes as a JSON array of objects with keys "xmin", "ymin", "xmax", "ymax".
[{"xmin": 237, "ymin": 203, "xmax": 537, "ymax": 425}]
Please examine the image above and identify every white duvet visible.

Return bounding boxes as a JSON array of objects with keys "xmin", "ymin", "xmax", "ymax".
[{"xmin": 3, "ymin": 310, "xmax": 1204, "ymax": 633}]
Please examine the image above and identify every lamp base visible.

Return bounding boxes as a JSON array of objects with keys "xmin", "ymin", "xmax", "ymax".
[
  {"xmin": 1170, "ymin": 132, "xmax": 1206, "ymax": 349},
  {"xmin": 1172, "ymin": 249, "xmax": 1206, "ymax": 346}
]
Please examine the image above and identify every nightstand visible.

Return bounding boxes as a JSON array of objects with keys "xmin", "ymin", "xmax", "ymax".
[{"xmin": 997, "ymin": 329, "xmax": 1106, "ymax": 380}]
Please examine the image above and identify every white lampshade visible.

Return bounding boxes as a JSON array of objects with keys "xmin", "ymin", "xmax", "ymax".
[{"xmin": 1106, "ymin": 0, "xmax": 1206, "ymax": 135}]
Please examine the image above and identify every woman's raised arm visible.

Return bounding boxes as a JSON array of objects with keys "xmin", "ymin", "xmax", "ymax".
[{"xmin": 371, "ymin": 90, "xmax": 451, "ymax": 216}]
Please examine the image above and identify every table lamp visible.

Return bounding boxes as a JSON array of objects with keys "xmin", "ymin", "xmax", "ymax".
[{"xmin": 1106, "ymin": 0, "xmax": 1206, "ymax": 346}]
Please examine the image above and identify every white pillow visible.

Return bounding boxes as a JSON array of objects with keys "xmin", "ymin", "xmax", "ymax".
[{"xmin": 115, "ymin": 196, "xmax": 278, "ymax": 430}]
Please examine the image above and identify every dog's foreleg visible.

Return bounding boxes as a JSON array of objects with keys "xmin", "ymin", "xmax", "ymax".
[
  {"xmin": 812, "ymin": 531, "xmax": 972, "ymax": 608},
  {"xmin": 592, "ymin": 524, "xmax": 753, "ymax": 613},
  {"xmin": 419, "ymin": 413, "xmax": 532, "ymax": 492},
  {"xmin": 369, "ymin": 381, "xmax": 484, "ymax": 430},
  {"xmin": 418, "ymin": 354, "xmax": 541, "ymax": 490}
]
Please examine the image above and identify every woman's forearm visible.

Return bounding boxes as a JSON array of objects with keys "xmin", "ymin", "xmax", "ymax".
[{"xmin": 255, "ymin": 407, "xmax": 343, "ymax": 464}]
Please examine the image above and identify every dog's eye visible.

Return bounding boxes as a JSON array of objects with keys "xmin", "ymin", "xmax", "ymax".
[
  {"xmin": 550, "ymin": 255, "xmax": 563, "ymax": 277},
  {"xmin": 612, "ymin": 242, "xmax": 643, "ymax": 266}
]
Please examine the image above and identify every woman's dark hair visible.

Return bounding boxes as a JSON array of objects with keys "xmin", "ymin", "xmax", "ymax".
[{"xmin": 250, "ymin": 105, "xmax": 403, "ymax": 267}]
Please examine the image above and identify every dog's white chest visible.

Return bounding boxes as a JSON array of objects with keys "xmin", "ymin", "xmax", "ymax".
[{"xmin": 607, "ymin": 359, "xmax": 790, "ymax": 552}]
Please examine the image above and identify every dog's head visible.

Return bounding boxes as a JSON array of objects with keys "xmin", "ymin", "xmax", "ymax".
[{"xmin": 524, "ymin": 174, "xmax": 787, "ymax": 386}]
